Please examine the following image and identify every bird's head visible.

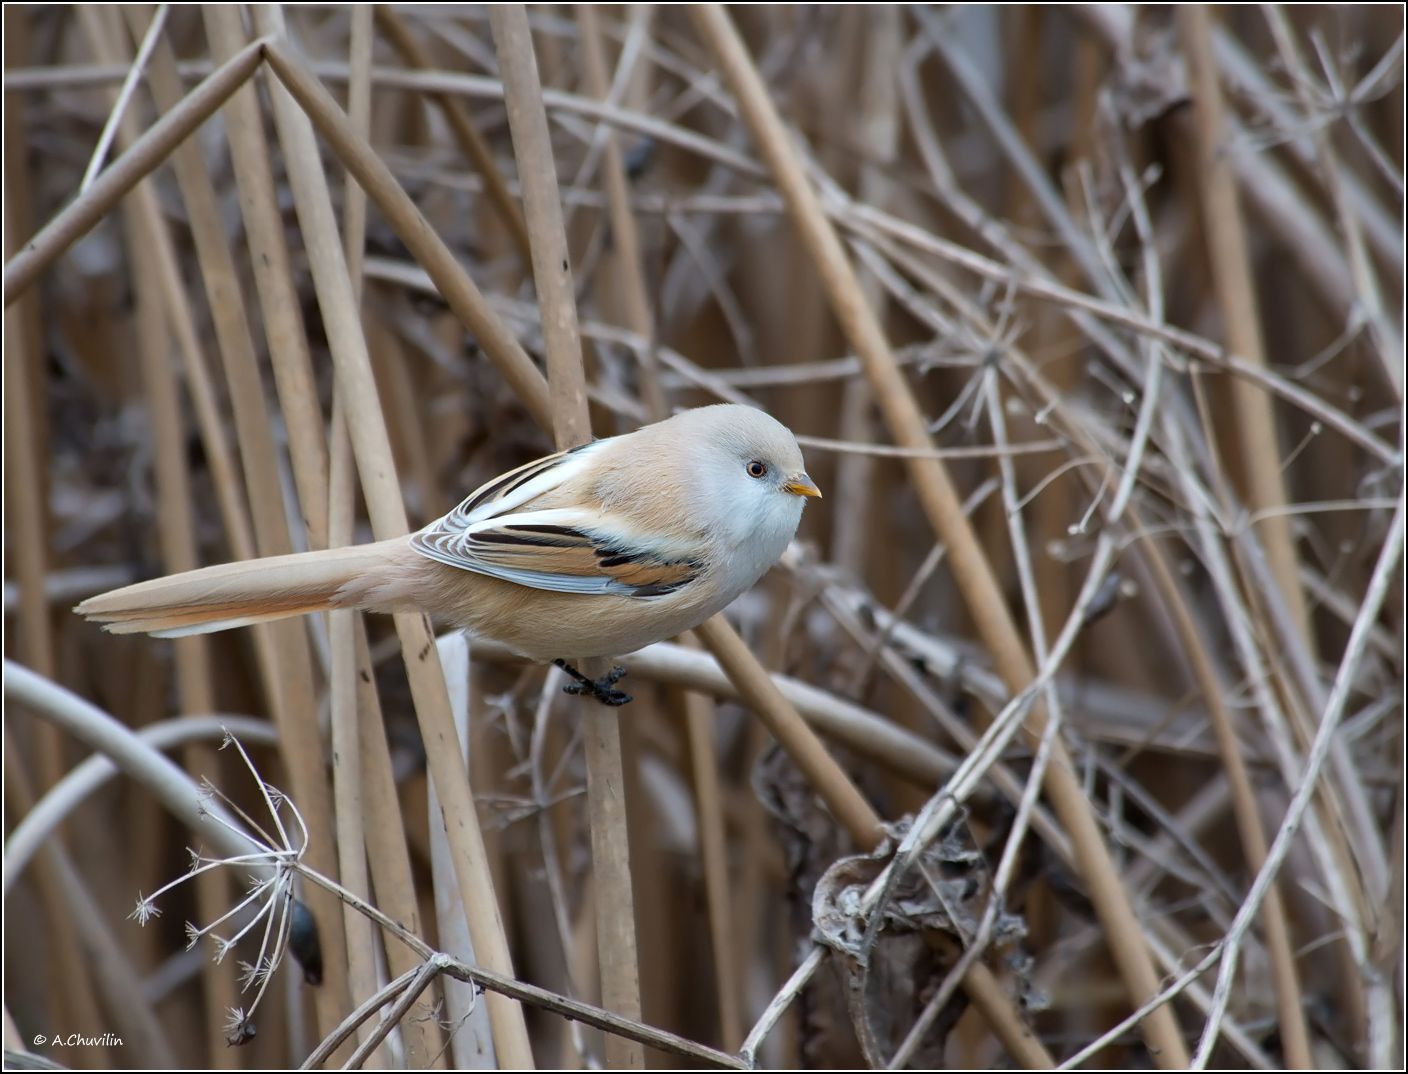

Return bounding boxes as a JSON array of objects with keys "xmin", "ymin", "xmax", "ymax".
[{"xmin": 674, "ymin": 404, "xmax": 820, "ymax": 556}]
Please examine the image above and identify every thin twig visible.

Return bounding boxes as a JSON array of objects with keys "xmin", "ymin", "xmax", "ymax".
[
  {"xmin": 691, "ymin": 7, "xmax": 1189, "ymax": 1064},
  {"xmin": 374, "ymin": 5, "xmax": 533, "ymax": 261},
  {"xmin": 1192, "ymin": 494, "xmax": 1405, "ymax": 1065},
  {"xmin": 2, "ymin": 37, "xmax": 265, "ymax": 306},
  {"xmin": 79, "ymin": 4, "xmax": 169, "ymax": 194},
  {"xmin": 490, "ymin": 7, "xmax": 643, "ymax": 1065},
  {"xmin": 252, "ymin": 8, "xmax": 534, "ymax": 1063},
  {"xmin": 259, "ymin": 40, "xmax": 553, "ymax": 430}
]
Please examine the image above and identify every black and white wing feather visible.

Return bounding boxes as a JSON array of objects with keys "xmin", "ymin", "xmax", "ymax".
[{"xmin": 411, "ymin": 443, "xmax": 703, "ymax": 598}]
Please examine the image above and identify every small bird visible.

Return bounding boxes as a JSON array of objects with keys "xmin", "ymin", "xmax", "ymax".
[{"xmin": 77, "ymin": 404, "xmax": 821, "ymax": 704}]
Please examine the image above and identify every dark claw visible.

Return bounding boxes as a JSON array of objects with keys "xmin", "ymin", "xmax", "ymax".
[{"xmin": 552, "ymin": 660, "xmax": 633, "ymax": 707}]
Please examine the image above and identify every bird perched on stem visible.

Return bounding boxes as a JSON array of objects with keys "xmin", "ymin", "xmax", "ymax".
[{"xmin": 78, "ymin": 404, "xmax": 821, "ymax": 705}]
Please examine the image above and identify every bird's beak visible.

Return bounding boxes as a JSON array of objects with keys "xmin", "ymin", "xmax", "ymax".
[{"xmin": 782, "ymin": 473, "xmax": 822, "ymax": 499}]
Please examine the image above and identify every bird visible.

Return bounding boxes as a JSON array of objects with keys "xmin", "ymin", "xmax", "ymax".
[{"xmin": 77, "ymin": 404, "xmax": 821, "ymax": 704}]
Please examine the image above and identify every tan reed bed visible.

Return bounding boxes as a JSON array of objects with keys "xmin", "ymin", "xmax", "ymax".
[{"xmin": 3, "ymin": 5, "xmax": 1402, "ymax": 1070}]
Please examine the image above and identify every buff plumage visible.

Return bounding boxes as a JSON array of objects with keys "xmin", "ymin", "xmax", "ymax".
[{"xmin": 77, "ymin": 405, "xmax": 821, "ymax": 665}]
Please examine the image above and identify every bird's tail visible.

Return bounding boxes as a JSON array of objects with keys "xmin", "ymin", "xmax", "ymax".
[{"xmin": 76, "ymin": 539, "xmax": 415, "ymax": 638}]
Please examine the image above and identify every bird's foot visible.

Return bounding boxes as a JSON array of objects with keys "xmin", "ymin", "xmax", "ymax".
[{"xmin": 553, "ymin": 660, "xmax": 632, "ymax": 707}]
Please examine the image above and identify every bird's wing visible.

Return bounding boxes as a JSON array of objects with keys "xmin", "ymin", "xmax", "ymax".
[
  {"xmin": 411, "ymin": 445, "xmax": 704, "ymax": 597},
  {"xmin": 437, "ymin": 441, "xmax": 598, "ymax": 529}
]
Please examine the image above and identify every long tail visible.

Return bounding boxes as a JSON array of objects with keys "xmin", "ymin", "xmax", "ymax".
[{"xmin": 76, "ymin": 539, "xmax": 415, "ymax": 638}]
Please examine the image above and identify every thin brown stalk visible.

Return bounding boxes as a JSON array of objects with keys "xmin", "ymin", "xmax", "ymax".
[
  {"xmin": 287, "ymin": 854, "xmax": 751, "ymax": 1072},
  {"xmin": 830, "ymin": 6, "xmax": 901, "ymax": 582},
  {"xmin": 522, "ymin": 664, "xmax": 592, "ymax": 1066},
  {"xmin": 114, "ymin": 10, "xmax": 350, "ymax": 1032},
  {"xmin": 2, "ymin": 6, "xmax": 48, "ymax": 464},
  {"xmin": 297, "ymin": 59, "xmax": 765, "ymax": 179},
  {"xmin": 1032, "ymin": 25, "xmax": 1102, "ymax": 647},
  {"xmin": 251, "ymin": 6, "xmax": 533, "ymax": 1063},
  {"xmin": 370, "ymin": 320, "xmax": 445, "ymax": 515},
  {"xmin": 357, "ymin": 626, "xmax": 449, "ymax": 1069},
  {"xmin": 344, "ymin": 4, "xmax": 372, "ymax": 303},
  {"xmin": 79, "ymin": 4, "xmax": 167, "ymax": 193},
  {"xmin": 691, "ymin": 616, "xmax": 1054, "ymax": 1068},
  {"xmin": 1231, "ymin": 121, "xmax": 1362, "ymax": 328},
  {"xmin": 1212, "ymin": 24, "xmax": 1402, "ymax": 283},
  {"xmin": 838, "ymin": 203, "xmax": 1397, "ymax": 466},
  {"xmin": 1, "ymin": 14, "xmax": 58, "ymax": 794},
  {"xmin": 680, "ymin": 679, "xmax": 743, "ymax": 1048},
  {"xmin": 577, "ymin": 5, "xmax": 742, "ymax": 1043},
  {"xmin": 257, "ymin": 40, "xmax": 553, "ymax": 431},
  {"xmin": 1135, "ymin": 518, "xmax": 1313, "ymax": 1068},
  {"xmin": 1260, "ymin": 8, "xmax": 1401, "ymax": 388},
  {"xmin": 121, "ymin": 113, "xmax": 237, "ymax": 1068},
  {"xmin": 1230, "ymin": 525, "xmax": 1390, "ymax": 913},
  {"xmin": 1177, "ymin": 4, "xmax": 1314, "ymax": 653},
  {"xmin": 301, "ymin": 964, "xmax": 430, "ymax": 1071},
  {"xmin": 198, "ymin": 6, "xmax": 330, "ymax": 550},
  {"xmin": 42, "ymin": 849, "xmax": 176, "ymax": 1066},
  {"xmin": 491, "ymin": 5, "xmax": 591, "ymax": 447},
  {"xmin": 433, "ymin": 637, "xmax": 508, "ymax": 1067},
  {"xmin": 374, "ymin": 5, "xmax": 533, "ymax": 262},
  {"xmin": 1, "ymin": 733, "xmax": 110, "ymax": 1068},
  {"xmin": 693, "ymin": 617, "xmax": 883, "ymax": 849},
  {"xmin": 139, "ymin": 163, "xmax": 259, "ymax": 562},
  {"xmin": 10, "ymin": 10, "xmax": 1396, "ymax": 1069},
  {"xmin": 1164, "ymin": 409, "xmax": 1378, "ymax": 1047},
  {"xmin": 1, "ymin": 37, "xmax": 264, "ymax": 306},
  {"xmin": 321, "ymin": 6, "xmax": 383, "ymax": 1058},
  {"xmin": 65, "ymin": 13, "xmax": 255, "ymax": 1057},
  {"xmin": 820, "ymin": 591, "xmax": 1071, "ymax": 862},
  {"xmin": 1, "ymin": 211, "xmax": 58, "ymax": 778},
  {"xmin": 489, "ymin": 6, "xmax": 643, "ymax": 1066},
  {"xmin": 690, "ymin": 6, "xmax": 1190, "ymax": 1066},
  {"xmin": 1192, "ymin": 495, "xmax": 1405, "ymax": 1066},
  {"xmin": 576, "ymin": 3, "xmax": 667, "ymax": 421},
  {"xmin": 471, "ymin": 632, "xmax": 959, "ymax": 787}
]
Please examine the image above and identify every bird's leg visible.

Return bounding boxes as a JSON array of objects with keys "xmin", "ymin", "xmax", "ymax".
[{"xmin": 552, "ymin": 659, "xmax": 632, "ymax": 707}]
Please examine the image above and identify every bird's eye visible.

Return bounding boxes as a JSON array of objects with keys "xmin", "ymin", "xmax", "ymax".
[{"xmin": 746, "ymin": 460, "xmax": 768, "ymax": 479}]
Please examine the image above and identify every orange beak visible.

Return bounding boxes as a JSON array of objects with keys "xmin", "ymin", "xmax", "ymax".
[{"xmin": 782, "ymin": 473, "xmax": 822, "ymax": 499}]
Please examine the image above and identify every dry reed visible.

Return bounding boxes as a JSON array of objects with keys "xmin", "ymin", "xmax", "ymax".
[{"xmin": 3, "ymin": 5, "xmax": 1402, "ymax": 1071}]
